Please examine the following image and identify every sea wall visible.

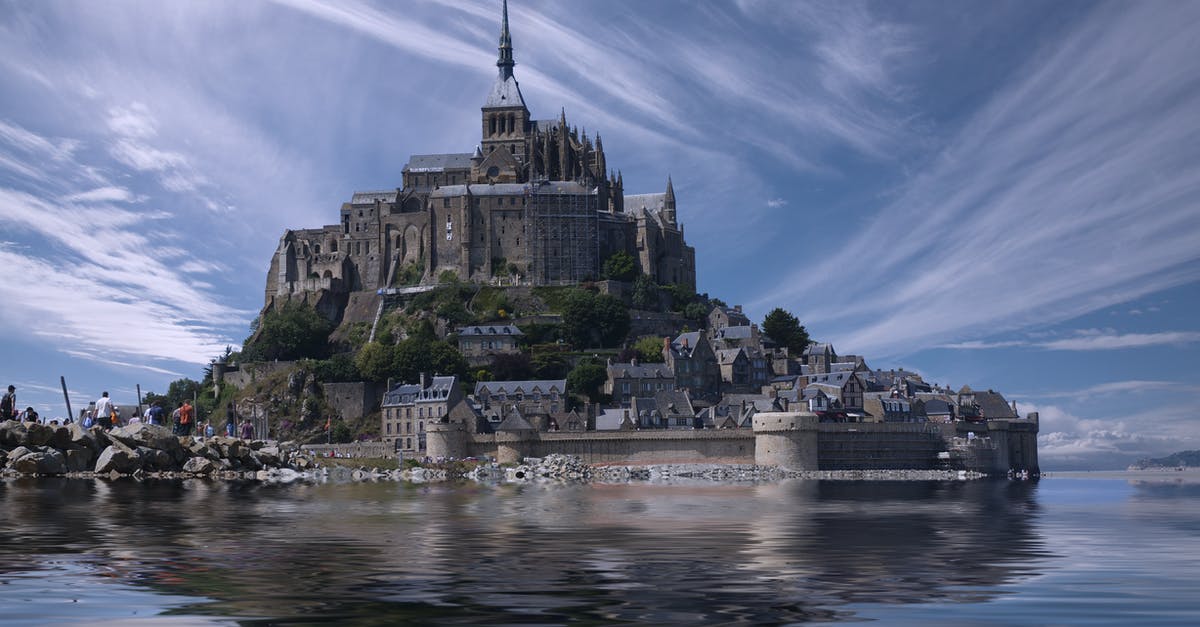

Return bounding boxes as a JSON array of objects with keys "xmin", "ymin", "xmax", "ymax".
[{"xmin": 430, "ymin": 412, "xmax": 1039, "ymax": 475}]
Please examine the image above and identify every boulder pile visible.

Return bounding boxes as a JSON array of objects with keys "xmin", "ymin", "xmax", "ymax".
[{"xmin": 0, "ymin": 420, "xmax": 316, "ymax": 478}]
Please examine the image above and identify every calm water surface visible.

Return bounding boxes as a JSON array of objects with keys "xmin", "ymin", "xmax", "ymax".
[{"xmin": 1, "ymin": 473, "xmax": 1198, "ymax": 625}]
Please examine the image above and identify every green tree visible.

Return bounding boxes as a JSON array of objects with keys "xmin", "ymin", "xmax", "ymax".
[
  {"xmin": 594, "ymin": 293, "xmax": 631, "ymax": 348},
  {"xmin": 354, "ymin": 342, "xmax": 395, "ymax": 383},
  {"xmin": 567, "ymin": 358, "xmax": 608, "ymax": 403},
  {"xmin": 601, "ymin": 250, "xmax": 638, "ymax": 282},
  {"xmin": 633, "ymin": 336, "xmax": 667, "ymax": 363},
  {"xmin": 241, "ymin": 302, "xmax": 332, "ymax": 361},
  {"xmin": 531, "ymin": 346, "xmax": 570, "ymax": 379},
  {"xmin": 762, "ymin": 307, "xmax": 811, "ymax": 354},
  {"xmin": 631, "ymin": 274, "xmax": 659, "ymax": 310},
  {"xmin": 313, "ymin": 353, "xmax": 362, "ymax": 382}
]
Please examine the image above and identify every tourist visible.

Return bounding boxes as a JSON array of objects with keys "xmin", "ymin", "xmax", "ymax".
[
  {"xmin": 1, "ymin": 385, "xmax": 15, "ymax": 421},
  {"xmin": 225, "ymin": 413, "xmax": 236, "ymax": 438},
  {"xmin": 148, "ymin": 401, "xmax": 164, "ymax": 426},
  {"xmin": 20, "ymin": 407, "xmax": 39, "ymax": 423},
  {"xmin": 240, "ymin": 417, "xmax": 254, "ymax": 441},
  {"xmin": 176, "ymin": 400, "xmax": 194, "ymax": 437},
  {"xmin": 205, "ymin": 421, "xmax": 215, "ymax": 439},
  {"xmin": 95, "ymin": 392, "xmax": 114, "ymax": 430}
]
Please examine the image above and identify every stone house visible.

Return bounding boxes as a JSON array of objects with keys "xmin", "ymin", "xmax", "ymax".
[
  {"xmin": 716, "ymin": 347, "xmax": 771, "ymax": 393},
  {"xmin": 456, "ymin": 324, "xmax": 523, "ymax": 362},
  {"xmin": 707, "ymin": 305, "xmax": 750, "ymax": 333},
  {"xmin": 802, "ymin": 370, "xmax": 865, "ymax": 415},
  {"xmin": 605, "ymin": 361, "xmax": 675, "ymax": 407},
  {"xmin": 473, "ymin": 379, "xmax": 567, "ymax": 431},
  {"xmin": 863, "ymin": 394, "xmax": 917, "ymax": 423},
  {"xmin": 629, "ymin": 390, "xmax": 697, "ymax": 429},
  {"xmin": 381, "ymin": 374, "xmax": 463, "ymax": 458},
  {"xmin": 663, "ymin": 331, "xmax": 719, "ymax": 400}
]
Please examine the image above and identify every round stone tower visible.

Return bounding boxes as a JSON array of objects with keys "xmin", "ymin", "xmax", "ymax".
[
  {"xmin": 752, "ymin": 411, "xmax": 819, "ymax": 470},
  {"xmin": 425, "ymin": 420, "xmax": 469, "ymax": 460}
]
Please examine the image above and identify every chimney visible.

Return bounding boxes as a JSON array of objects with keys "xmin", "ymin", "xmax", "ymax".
[
  {"xmin": 631, "ymin": 356, "xmax": 638, "ymax": 367},
  {"xmin": 683, "ymin": 336, "xmax": 689, "ymax": 348},
  {"xmin": 420, "ymin": 372, "xmax": 428, "ymax": 389}
]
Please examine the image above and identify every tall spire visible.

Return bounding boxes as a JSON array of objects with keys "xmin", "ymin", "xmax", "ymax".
[{"xmin": 497, "ymin": 0, "xmax": 515, "ymax": 79}]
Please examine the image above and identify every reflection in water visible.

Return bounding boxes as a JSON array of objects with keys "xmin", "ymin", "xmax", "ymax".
[{"xmin": 0, "ymin": 477, "xmax": 1053, "ymax": 624}]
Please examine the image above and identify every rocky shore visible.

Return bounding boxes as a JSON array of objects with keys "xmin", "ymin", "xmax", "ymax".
[{"xmin": 0, "ymin": 420, "xmax": 317, "ymax": 479}]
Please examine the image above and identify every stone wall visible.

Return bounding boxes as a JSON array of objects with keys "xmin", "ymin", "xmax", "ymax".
[
  {"xmin": 817, "ymin": 422, "xmax": 951, "ymax": 470},
  {"xmin": 301, "ymin": 442, "xmax": 394, "ymax": 459},
  {"xmin": 220, "ymin": 361, "xmax": 299, "ymax": 390},
  {"xmin": 432, "ymin": 415, "xmax": 1039, "ymax": 475},
  {"xmin": 323, "ymin": 382, "xmax": 381, "ymax": 422}
]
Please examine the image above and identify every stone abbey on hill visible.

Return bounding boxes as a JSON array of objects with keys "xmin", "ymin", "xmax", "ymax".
[{"xmin": 265, "ymin": 1, "xmax": 695, "ymax": 308}]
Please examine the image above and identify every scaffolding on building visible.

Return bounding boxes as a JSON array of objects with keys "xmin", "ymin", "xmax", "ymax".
[{"xmin": 525, "ymin": 181, "xmax": 599, "ymax": 285}]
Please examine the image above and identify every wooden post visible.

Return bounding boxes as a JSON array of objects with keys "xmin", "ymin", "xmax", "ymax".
[
  {"xmin": 60, "ymin": 376, "xmax": 73, "ymax": 423},
  {"xmin": 136, "ymin": 384, "xmax": 144, "ymax": 418}
]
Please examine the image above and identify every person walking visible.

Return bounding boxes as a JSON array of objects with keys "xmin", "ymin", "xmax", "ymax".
[
  {"xmin": 1, "ymin": 385, "xmax": 15, "ymax": 421},
  {"xmin": 148, "ymin": 401, "xmax": 164, "ymax": 426},
  {"xmin": 95, "ymin": 392, "xmax": 114, "ymax": 430},
  {"xmin": 240, "ymin": 417, "xmax": 254, "ymax": 441},
  {"xmin": 176, "ymin": 400, "xmax": 194, "ymax": 437}
]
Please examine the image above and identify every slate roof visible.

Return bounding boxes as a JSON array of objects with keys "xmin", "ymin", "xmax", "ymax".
[
  {"xmin": 923, "ymin": 399, "xmax": 955, "ymax": 416},
  {"xmin": 625, "ymin": 193, "xmax": 666, "ymax": 217},
  {"xmin": 496, "ymin": 410, "xmax": 535, "ymax": 432},
  {"xmin": 716, "ymin": 348, "xmax": 745, "ymax": 365},
  {"xmin": 485, "ymin": 73, "xmax": 527, "ymax": 108},
  {"xmin": 974, "ymin": 390, "xmax": 1017, "ymax": 419},
  {"xmin": 350, "ymin": 190, "xmax": 398, "ymax": 205},
  {"xmin": 403, "ymin": 153, "xmax": 473, "ymax": 173},
  {"xmin": 715, "ymin": 325, "xmax": 753, "ymax": 341},
  {"xmin": 474, "ymin": 380, "xmax": 566, "ymax": 397},
  {"xmin": 803, "ymin": 342, "xmax": 835, "ymax": 357},
  {"xmin": 383, "ymin": 375, "xmax": 458, "ymax": 406},
  {"xmin": 670, "ymin": 331, "xmax": 704, "ymax": 358},
  {"xmin": 608, "ymin": 363, "xmax": 673, "ymax": 379},
  {"xmin": 806, "ymin": 371, "xmax": 857, "ymax": 387},
  {"xmin": 458, "ymin": 324, "xmax": 524, "ymax": 337}
]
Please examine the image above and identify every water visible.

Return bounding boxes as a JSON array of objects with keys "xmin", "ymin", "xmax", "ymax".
[{"xmin": 1, "ymin": 473, "xmax": 1198, "ymax": 625}]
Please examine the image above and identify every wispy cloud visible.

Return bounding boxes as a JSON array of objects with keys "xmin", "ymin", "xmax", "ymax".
[
  {"xmin": 61, "ymin": 186, "xmax": 135, "ymax": 203},
  {"xmin": 767, "ymin": 198, "xmax": 788, "ymax": 209},
  {"xmin": 757, "ymin": 2, "xmax": 1200, "ymax": 358},
  {"xmin": 939, "ymin": 330, "xmax": 1200, "ymax": 352},
  {"xmin": 1041, "ymin": 330, "xmax": 1200, "ymax": 351}
]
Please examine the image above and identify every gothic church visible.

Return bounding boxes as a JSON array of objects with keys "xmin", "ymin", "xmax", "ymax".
[{"xmin": 265, "ymin": 1, "xmax": 695, "ymax": 307}]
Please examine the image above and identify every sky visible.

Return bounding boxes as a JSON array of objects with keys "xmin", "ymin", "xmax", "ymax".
[{"xmin": 1, "ymin": 0, "xmax": 1198, "ymax": 470}]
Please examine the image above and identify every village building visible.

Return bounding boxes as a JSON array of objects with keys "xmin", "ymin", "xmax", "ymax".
[
  {"xmin": 662, "ymin": 331, "xmax": 719, "ymax": 400},
  {"xmin": 605, "ymin": 361, "xmax": 675, "ymax": 407},
  {"xmin": 381, "ymin": 374, "xmax": 463, "ymax": 457},
  {"xmin": 455, "ymin": 323, "xmax": 524, "ymax": 364}
]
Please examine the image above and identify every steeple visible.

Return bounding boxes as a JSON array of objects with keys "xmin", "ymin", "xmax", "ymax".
[
  {"xmin": 497, "ymin": 0, "xmax": 515, "ymax": 79},
  {"xmin": 664, "ymin": 175, "xmax": 677, "ymax": 226}
]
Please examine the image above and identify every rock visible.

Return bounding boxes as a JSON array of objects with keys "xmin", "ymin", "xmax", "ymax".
[
  {"xmin": 24, "ymin": 422, "xmax": 55, "ymax": 446},
  {"xmin": 139, "ymin": 447, "xmax": 174, "ymax": 472},
  {"xmin": 47, "ymin": 425, "xmax": 73, "ymax": 450},
  {"xmin": 256, "ymin": 447, "xmax": 281, "ymax": 467},
  {"xmin": 0, "ymin": 420, "xmax": 28, "ymax": 447},
  {"xmin": 68, "ymin": 423, "xmax": 104, "ymax": 453},
  {"xmin": 65, "ymin": 448, "xmax": 94, "ymax": 472},
  {"xmin": 94, "ymin": 444, "xmax": 144, "ymax": 474},
  {"xmin": 182, "ymin": 457, "xmax": 215, "ymax": 475},
  {"xmin": 108, "ymin": 423, "xmax": 184, "ymax": 457},
  {"xmin": 12, "ymin": 447, "xmax": 67, "ymax": 475}
]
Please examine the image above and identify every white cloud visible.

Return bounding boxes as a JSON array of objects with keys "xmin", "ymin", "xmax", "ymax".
[
  {"xmin": 1040, "ymin": 331, "xmax": 1200, "ymax": 351},
  {"xmin": 755, "ymin": 2, "xmax": 1200, "ymax": 358},
  {"xmin": 767, "ymin": 198, "xmax": 788, "ymax": 209},
  {"xmin": 61, "ymin": 186, "xmax": 134, "ymax": 203}
]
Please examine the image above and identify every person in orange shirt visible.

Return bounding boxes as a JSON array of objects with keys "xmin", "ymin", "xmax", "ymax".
[{"xmin": 176, "ymin": 400, "xmax": 194, "ymax": 437}]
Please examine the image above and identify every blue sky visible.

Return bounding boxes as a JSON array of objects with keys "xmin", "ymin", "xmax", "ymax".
[{"xmin": 1, "ymin": 0, "xmax": 1198, "ymax": 470}]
